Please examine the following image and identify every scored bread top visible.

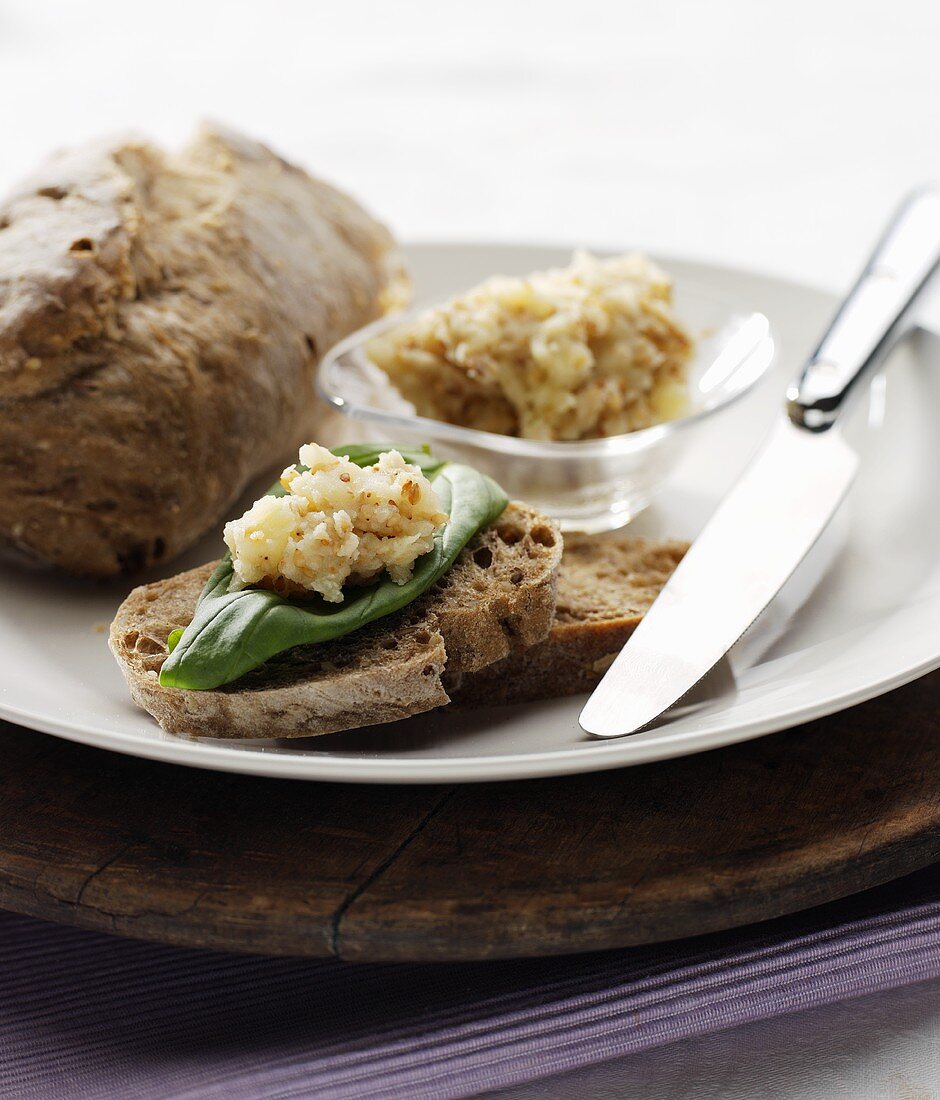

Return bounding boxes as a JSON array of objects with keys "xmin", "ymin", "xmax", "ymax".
[{"xmin": 110, "ymin": 502, "xmax": 562, "ymax": 740}]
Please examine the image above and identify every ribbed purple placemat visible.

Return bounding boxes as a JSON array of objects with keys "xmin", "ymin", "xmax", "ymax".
[{"xmin": 2, "ymin": 865, "xmax": 939, "ymax": 1100}]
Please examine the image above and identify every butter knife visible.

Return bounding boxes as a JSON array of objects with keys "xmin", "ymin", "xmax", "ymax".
[{"xmin": 580, "ymin": 187, "xmax": 940, "ymax": 739}]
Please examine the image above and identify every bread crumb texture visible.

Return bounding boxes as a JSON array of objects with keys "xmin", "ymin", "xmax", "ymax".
[{"xmin": 449, "ymin": 533, "xmax": 689, "ymax": 706}]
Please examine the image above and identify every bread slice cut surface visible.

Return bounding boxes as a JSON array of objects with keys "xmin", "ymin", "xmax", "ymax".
[
  {"xmin": 448, "ymin": 533, "xmax": 688, "ymax": 707},
  {"xmin": 110, "ymin": 503, "xmax": 561, "ymax": 739}
]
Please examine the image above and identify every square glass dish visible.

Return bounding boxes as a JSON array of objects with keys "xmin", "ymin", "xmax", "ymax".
[{"xmin": 317, "ymin": 287, "xmax": 774, "ymax": 533}]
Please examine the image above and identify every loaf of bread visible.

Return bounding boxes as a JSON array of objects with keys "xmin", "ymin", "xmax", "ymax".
[
  {"xmin": 0, "ymin": 124, "xmax": 403, "ymax": 576},
  {"xmin": 110, "ymin": 504, "xmax": 562, "ymax": 739},
  {"xmin": 449, "ymin": 534, "xmax": 688, "ymax": 705}
]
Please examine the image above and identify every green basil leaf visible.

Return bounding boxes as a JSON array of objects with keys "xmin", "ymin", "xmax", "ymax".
[
  {"xmin": 158, "ymin": 450, "xmax": 507, "ymax": 691},
  {"xmin": 330, "ymin": 442, "xmax": 447, "ymax": 476}
]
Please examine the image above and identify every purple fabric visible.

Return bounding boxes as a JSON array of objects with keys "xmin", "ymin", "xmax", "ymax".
[{"xmin": 1, "ymin": 866, "xmax": 939, "ymax": 1099}]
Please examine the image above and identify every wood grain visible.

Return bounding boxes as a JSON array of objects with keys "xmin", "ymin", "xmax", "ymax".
[{"xmin": 1, "ymin": 671, "xmax": 939, "ymax": 961}]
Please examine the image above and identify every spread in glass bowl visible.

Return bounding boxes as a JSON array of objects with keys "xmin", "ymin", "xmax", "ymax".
[{"xmin": 365, "ymin": 251, "xmax": 694, "ymax": 441}]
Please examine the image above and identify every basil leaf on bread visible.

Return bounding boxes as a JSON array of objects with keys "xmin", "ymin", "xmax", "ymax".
[{"xmin": 159, "ymin": 446, "xmax": 507, "ymax": 691}]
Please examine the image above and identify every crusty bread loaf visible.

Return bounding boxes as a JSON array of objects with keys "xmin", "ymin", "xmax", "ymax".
[
  {"xmin": 448, "ymin": 534, "xmax": 688, "ymax": 706},
  {"xmin": 110, "ymin": 504, "xmax": 561, "ymax": 739},
  {"xmin": 0, "ymin": 124, "xmax": 404, "ymax": 577}
]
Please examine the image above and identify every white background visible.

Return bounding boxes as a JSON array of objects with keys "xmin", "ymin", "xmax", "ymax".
[
  {"xmin": 2, "ymin": 1, "xmax": 939, "ymax": 1096},
  {"xmin": 1, "ymin": 0, "xmax": 938, "ymax": 292}
]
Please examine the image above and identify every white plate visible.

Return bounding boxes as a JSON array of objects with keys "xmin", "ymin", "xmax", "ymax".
[{"xmin": 2, "ymin": 243, "xmax": 940, "ymax": 784}]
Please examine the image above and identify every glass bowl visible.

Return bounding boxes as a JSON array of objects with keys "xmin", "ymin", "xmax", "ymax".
[{"xmin": 316, "ymin": 286, "xmax": 775, "ymax": 533}]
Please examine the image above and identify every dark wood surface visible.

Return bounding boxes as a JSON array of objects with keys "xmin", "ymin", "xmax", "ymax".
[{"xmin": 2, "ymin": 671, "xmax": 939, "ymax": 962}]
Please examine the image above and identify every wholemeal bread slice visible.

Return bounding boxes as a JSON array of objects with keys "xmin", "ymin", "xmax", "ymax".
[
  {"xmin": 110, "ymin": 503, "xmax": 561, "ymax": 739},
  {"xmin": 447, "ymin": 534, "xmax": 688, "ymax": 706}
]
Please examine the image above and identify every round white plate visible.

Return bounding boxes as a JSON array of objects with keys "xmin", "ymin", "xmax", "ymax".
[{"xmin": 2, "ymin": 243, "xmax": 939, "ymax": 784}]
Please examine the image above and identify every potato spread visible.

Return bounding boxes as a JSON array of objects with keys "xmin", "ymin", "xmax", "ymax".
[
  {"xmin": 223, "ymin": 445, "xmax": 448, "ymax": 603},
  {"xmin": 366, "ymin": 251, "xmax": 693, "ymax": 441}
]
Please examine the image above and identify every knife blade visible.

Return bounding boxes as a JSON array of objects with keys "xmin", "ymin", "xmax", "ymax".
[
  {"xmin": 579, "ymin": 419, "xmax": 857, "ymax": 737},
  {"xmin": 581, "ymin": 187, "xmax": 940, "ymax": 739}
]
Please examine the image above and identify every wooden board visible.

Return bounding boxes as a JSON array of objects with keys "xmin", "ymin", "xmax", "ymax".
[{"xmin": 1, "ymin": 671, "xmax": 939, "ymax": 962}]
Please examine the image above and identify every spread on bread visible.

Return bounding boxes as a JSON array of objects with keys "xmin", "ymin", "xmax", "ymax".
[
  {"xmin": 157, "ymin": 444, "xmax": 509, "ymax": 691},
  {"xmin": 224, "ymin": 444, "xmax": 449, "ymax": 604},
  {"xmin": 366, "ymin": 251, "xmax": 693, "ymax": 441},
  {"xmin": 111, "ymin": 500, "xmax": 563, "ymax": 738}
]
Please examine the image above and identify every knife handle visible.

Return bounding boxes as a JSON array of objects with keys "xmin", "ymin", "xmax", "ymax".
[{"xmin": 788, "ymin": 186, "xmax": 940, "ymax": 431}]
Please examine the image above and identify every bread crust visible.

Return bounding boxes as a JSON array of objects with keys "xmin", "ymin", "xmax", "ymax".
[
  {"xmin": 110, "ymin": 503, "xmax": 561, "ymax": 739},
  {"xmin": 0, "ymin": 125, "xmax": 401, "ymax": 576}
]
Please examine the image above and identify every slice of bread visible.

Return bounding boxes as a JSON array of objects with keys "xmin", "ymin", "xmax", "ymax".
[
  {"xmin": 447, "ymin": 534, "xmax": 688, "ymax": 706},
  {"xmin": 110, "ymin": 503, "xmax": 561, "ymax": 739}
]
